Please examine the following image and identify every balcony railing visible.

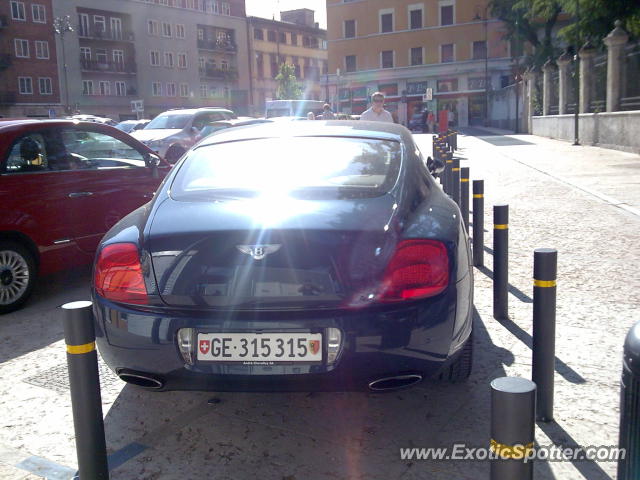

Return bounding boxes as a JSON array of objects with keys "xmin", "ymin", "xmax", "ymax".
[
  {"xmin": 197, "ymin": 38, "xmax": 237, "ymax": 53},
  {"xmin": 77, "ymin": 27, "xmax": 134, "ymax": 42},
  {"xmin": 80, "ymin": 58, "xmax": 136, "ymax": 73},
  {"xmin": 198, "ymin": 65, "xmax": 238, "ymax": 82},
  {"xmin": 0, "ymin": 53, "xmax": 11, "ymax": 69},
  {"xmin": 0, "ymin": 92, "xmax": 16, "ymax": 104}
]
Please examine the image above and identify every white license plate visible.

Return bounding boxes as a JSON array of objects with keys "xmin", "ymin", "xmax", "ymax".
[{"xmin": 197, "ymin": 333, "xmax": 322, "ymax": 363}]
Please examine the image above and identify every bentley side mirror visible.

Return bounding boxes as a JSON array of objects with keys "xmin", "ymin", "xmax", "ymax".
[
  {"xmin": 145, "ymin": 153, "xmax": 161, "ymax": 178},
  {"xmin": 427, "ymin": 156, "xmax": 445, "ymax": 177}
]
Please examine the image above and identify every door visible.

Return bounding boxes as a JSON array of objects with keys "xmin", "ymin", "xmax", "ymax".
[
  {"xmin": 79, "ymin": 13, "xmax": 90, "ymax": 37},
  {"xmin": 110, "ymin": 17, "xmax": 122, "ymax": 40}
]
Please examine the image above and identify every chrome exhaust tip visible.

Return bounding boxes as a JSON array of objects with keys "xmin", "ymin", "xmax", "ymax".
[
  {"xmin": 368, "ymin": 374, "xmax": 423, "ymax": 392},
  {"xmin": 117, "ymin": 370, "xmax": 164, "ymax": 389}
]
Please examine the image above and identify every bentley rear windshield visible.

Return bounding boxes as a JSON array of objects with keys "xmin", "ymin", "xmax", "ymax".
[{"xmin": 170, "ymin": 136, "xmax": 402, "ymax": 200}]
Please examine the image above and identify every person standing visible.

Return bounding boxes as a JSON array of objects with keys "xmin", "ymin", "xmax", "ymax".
[
  {"xmin": 360, "ymin": 92, "xmax": 394, "ymax": 123},
  {"xmin": 427, "ymin": 111, "xmax": 435, "ymax": 133},
  {"xmin": 322, "ymin": 104, "xmax": 335, "ymax": 120}
]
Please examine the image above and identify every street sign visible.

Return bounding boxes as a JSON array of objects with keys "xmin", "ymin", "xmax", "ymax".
[
  {"xmin": 131, "ymin": 100, "xmax": 144, "ymax": 113},
  {"xmin": 423, "ymin": 88, "xmax": 433, "ymax": 102}
]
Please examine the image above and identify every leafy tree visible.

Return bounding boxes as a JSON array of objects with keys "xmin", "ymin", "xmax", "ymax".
[
  {"xmin": 275, "ymin": 63, "xmax": 302, "ymax": 100},
  {"xmin": 558, "ymin": 0, "xmax": 640, "ymax": 46}
]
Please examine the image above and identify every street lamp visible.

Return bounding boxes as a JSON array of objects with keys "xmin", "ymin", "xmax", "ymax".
[
  {"xmin": 53, "ymin": 16, "xmax": 73, "ymax": 115},
  {"xmin": 573, "ymin": 0, "xmax": 580, "ymax": 146}
]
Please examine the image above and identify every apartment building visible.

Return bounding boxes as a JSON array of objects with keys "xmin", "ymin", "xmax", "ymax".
[
  {"xmin": 0, "ymin": 0, "xmax": 61, "ymax": 117},
  {"xmin": 247, "ymin": 9, "xmax": 327, "ymax": 115},
  {"xmin": 325, "ymin": 0, "xmax": 513, "ymax": 126},
  {"xmin": 51, "ymin": 0, "xmax": 249, "ymax": 120}
]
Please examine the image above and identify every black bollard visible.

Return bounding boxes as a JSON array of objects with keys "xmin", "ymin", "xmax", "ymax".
[
  {"xmin": 432, "ymin": 135, "xmax": 438, "ymax": 158},
  {"xmin": 451, "ymin": 157, "xmax": 460, "ymax": 207},
  {"xmin": 460, "ymin": 167, "xmax": 470, "ymax": 233},
  {"xmin": 472, "ymin": 180, "xmax": 484, "ymax": 267},
  {"xmin": 490, "ymin": 377, "xmax": 536, "ymax": 480},
  {"xmin": 62, "ymin": 301, "xmax": 109, "ymax": 480},
  {"xmin": 532, "ymin": 248, "xmax": 557, "ymax": 422},
  {"xmin": 493, "ymin": 204, "xmax": 509, "ymax": 320},
  {"xmin": 618, "ymin": 321, "xmax": 640, "ymax": 480},
  {"xmin": 452, "ymin": 130, "xmax": 458, "ymax": 151},
  {"xmin": 445, "ymin": 151, "xmax": 453, "ymax": 195}
]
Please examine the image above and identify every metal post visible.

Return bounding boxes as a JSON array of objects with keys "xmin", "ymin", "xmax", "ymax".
[
  {"xmin": 460, "ymin": 167, "xmax": 470, "ymax": 232},
  {"xmin": 472, "ymin": 180, "xmax": 484, "ymax": 267},
  {"xmin": 432, "ymin": 134, "xmax": 438, "ymax": 158},
  {"xmin": 573, "ymin": 0, "xmax": 580, "ymax": 145},
  {"xmin": 490, "ymin": 377, "xmax": 536, "ymax": 480},
  {"xmin": 493, "ymin": 204, "xmax": 509, "ymax": 319},
  {"xmin": 532, "ymin": 248, "xmax": 557, "ymax": 422},
  {"xmin": 618, "ymin": 321, "xmax": 640, "ymax": 480},
  {"xmin": 451, "ymin": 157, "xmax": 460, "ymax": 207},
  {"xmin": 445, "ymin": 151, "xmax": 453, "ymax": 195},
  {"xmin": 62, "ymin": 301, "xmax": 109, "ymax": 480}
]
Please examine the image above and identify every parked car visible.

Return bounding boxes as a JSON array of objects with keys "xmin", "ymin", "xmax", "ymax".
[
  {"xmin": 114, "ymin": 119, "xmax": 150, "ymax": 133},
  {"xmin": 197, "ymin": 117, "xmax": 273, "ymax": 139},
  {"xmin": 131, "ymin": 108, "xmax": 236, "ymax": 163},
  {"xmin": 67, "ymin": 114, "xmax": 116, "ymax": 126},
  {"xmin": 92, "ymin": 120, "xmax": 473, "ymax": 392},
  {"xmin": 0, "ymin": 119, "xmax": 171, "ymax": 313}
]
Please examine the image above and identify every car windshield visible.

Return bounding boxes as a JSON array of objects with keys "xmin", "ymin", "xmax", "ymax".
[
  {"xmin": 145, "ymin": 114, "xmax": 191, "ymax": 130},
  {"xmin": 171, "ymin": 136, "xmax": 401, "ymax": 200}
]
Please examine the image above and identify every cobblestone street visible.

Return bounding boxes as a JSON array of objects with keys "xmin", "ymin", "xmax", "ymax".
[{"xmin": 1, "ymin": 129, "xmax": 638, "ymax": 480}]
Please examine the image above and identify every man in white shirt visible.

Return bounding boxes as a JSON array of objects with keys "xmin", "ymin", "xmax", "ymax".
[{"xmin": 360, "ymin": 92, "xmax": 394, "ymax": 123}]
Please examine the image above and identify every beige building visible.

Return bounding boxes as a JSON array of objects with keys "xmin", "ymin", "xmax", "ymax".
[
  {"xmin": 324, "ymin": 0, "xmax": 513, "ymax": 126},
  {"xmin": 247, "ymin": 9, "xmax": 327, "ymax": 115}
]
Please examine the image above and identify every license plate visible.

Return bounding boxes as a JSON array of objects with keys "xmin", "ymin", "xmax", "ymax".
[{"xmin": 197, "ymin": 333, "xmax": 322, "ymax": 363}]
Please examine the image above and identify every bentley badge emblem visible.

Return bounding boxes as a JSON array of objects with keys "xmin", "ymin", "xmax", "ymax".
[{"xmin": 236, "ymin": 244, "xmax": 281, "ymax": 260}]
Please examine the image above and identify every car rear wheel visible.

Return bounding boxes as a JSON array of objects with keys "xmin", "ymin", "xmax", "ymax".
[
  {"xmin": 165, "ymin": 145, "xmax": 185, "ymax": 164},
  {"xmin": 0, "ymin": 241, "xmax": 36, "ymax": 314},
  {"xmin": 439, "ymin": 330, "xmax": 473, "ymax": 382}
]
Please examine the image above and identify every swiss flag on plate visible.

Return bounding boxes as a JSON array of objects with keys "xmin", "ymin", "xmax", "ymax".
[{"xmin": 199, "ymin": 339, "xmax": 211, "ymax": 355}]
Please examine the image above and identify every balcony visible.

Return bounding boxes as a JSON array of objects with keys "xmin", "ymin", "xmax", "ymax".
[
  {"xmin": 0, "ymin": 92, "xmax": 16, "ymax": 104},
  {"xmin": 0, "ymin": 53, "xmax": 12, "ymax": 70},
  {"xmin": 77, "ymin": 27, "xmax": 135, "ymax": 42},
  {"xmin": 80, "ymin": 58, "xmax": 136, "ymax": 74},
  {"xmin": 197, "ymin": 39, "xmax": 237, "ymax": 53},
  {"xmin": 198, "ymin": 65, "xmax": 238, "ymax": 82}
]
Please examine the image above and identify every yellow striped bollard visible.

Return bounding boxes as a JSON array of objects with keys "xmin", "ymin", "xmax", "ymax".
[
  {"xmin": 460, "ymin": 167, "xmax": 469, "ymax": 232},
  {"xmin": 472, "ymin": 180, "xmax": 484, "ymax": 267},
  {"xmin": 493, "ymin": 204, "xmax": 509, "ymax": 320}
]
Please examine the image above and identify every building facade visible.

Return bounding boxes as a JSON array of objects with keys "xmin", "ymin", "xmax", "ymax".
[
  {"xmin": 324, "ymin": 0, "xmax": 513, "ymax": 127},
  {"xmin": 0, "ymin": 0, "xmax": 61, "ymax": 118},
  {"xmin": 247, "ymin": 9, "xmax": 327, "ymax": 115}
]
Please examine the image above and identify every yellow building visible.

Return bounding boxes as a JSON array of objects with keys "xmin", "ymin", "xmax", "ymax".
[
  {"xmin": 247, "ymin": 9, "xmax": 328, "ymax": 115},
  {"xmin": 325, "ymin": 0, "xmax": 513, "ymax": 126}
]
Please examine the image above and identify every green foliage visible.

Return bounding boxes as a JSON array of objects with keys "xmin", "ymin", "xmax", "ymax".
[
  {"xmin": 558, "ymin": 0, "xmax": 640, "ymax": 46},
  {"xmin": 275, "ymin": 63, "xmax": 302, "ymax": 100}
]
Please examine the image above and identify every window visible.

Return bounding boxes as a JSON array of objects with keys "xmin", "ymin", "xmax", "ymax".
[
  {"xmin": 222, "ymin": 2, "xmax": 230, "ymax": 15},
  {"xmin": 152, "ymin": 82, "xmax": 162, "ymax": 96},
  {"xmin": 291, "ymin": 33, "xmax": 297, "ymax": 45},
  {"xmin": 60, "ymin": 129, "xmax": 144, "ymax": 168},
  {"xmin": 35, "ymin": 41, "xmax": 49, "ymax": 59},
  {"xmin": 256, "ymin": 52, "xmax": 264, "ymax": 78},
  {"xmin": 115, "ymin": 81, "xmax": 126, "ymax": 96},
  {"xmin": 381, "ymin": 50, "xmax": 394, "ymax": 68},
  {"xmin": 279, "ymin": 32, "xmax": 286, "ymax": 43},
  {"xmin": 197, "ymin": 28, "xmax": 204, "ymax": 40},
  {"xmin": 380, "ymin": 12, "xmax": 393, "ymax": 33},
  {"xmin": 441, "ymin": 43, "xmax": 454, "ymax": 63},
  {"xmin": 164, "ymin": 52, "xmax": 174, "ymax": 68},
  {"xmin": 176, "ymin": 24, "xmax": 185, "ymax": 38},
  {"xmin": 344, "ymin": 19, "xmax": 355, "ymax": 38},
  {"xmin": 10, "ymin": 1, "xmax": 26, "ymax": 21},
  {"xmin": 110, "ymin": 17, "xmax": 122, "ymax": 40},
  {"xmin": 345, "ymin": 55, "xmax": 356, "ymax": 72},
  {"xmin": 200, "ymin": 84, "xmax": 207, "ymax": 97},
  {"xmin": 150, "ymin": 51, "xmax": 160, "ymax": 66},
  {"xmin": 18, "ymin": 77, "xmax": 32, "ymax": 94},
  {"xmin": 410, "ymin": 47, "xmax": 423, "ymax": 66},
  {"xmin": 96, "ymin": 48, "xmax": 107, "ymax": 64},
  {"xmin": 410, "ymin": 8, "xmax": 422, "ymax": 29},
  {"xmin": 473, "ymin": 40, "xmax": 487, "ymax": 60},
  {"xmin": 162, "ymin": 22, "xmax": 172, "ymax": 37},
  {"xmin": 148, "ymin": 19, "xmax": 158, "ymax": 35},
  {"xmin": 437, "ymin": 78, "xmax": 458, "ymax": 92},
  {"xmin": 440, "ymin": 4, "xmax": 454, "ymax": 26},
  {"xmin": 14, "ymin": 39, "xmax": 29, "ymax": 58},
  {"xmin": 94, "ymin": 15, "xmax": 105, "ymax": 33},
  {"xmin": 99, "ymin": 81, "xmax": 110, "ymax": 96},
  {"xmin": 198, "ymin": 56, "xmax": 205, "ymax": 69},
  {"xmin": 267, "ymin": 30, "xmax": 276, "ymax": 42},
  {"xmin": 31, "ymin": 4, "xmax": 46, "ymax": 23},
  {"xmin": 254, "ymin": 28, "xmax": 263, "ymax": 40},
  {"xmin": 468, "ymin": 77, "xmax": 485, "ymax": 90},
  {"xmin": 167, "ymin": 83, "xmax": 176, "ymax": 97},
  {"xmin": 80, "ymin": 47, "xmax": 91, "ymax": 60},
  {"xmin": 178, "ymin": 53, "xmax": 187, "ymax": 68},
  {"xmin": 82, "ymin": 80, "xmax": 94, "ymax": 95},
  {"xmin": 113, "ymin": 49, "xmax": 124, "ymax": 65},
  {"xmin": 79, "ymin": 13, "xmax": 90, "ymax": 36},
  {"xmin": 180, "ymin": 83, "xmax": 189, "ymax": 97}
]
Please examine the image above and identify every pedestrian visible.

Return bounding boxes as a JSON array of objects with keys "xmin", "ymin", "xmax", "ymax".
[
  {"xmin": 427, "ymin": 111, "xmax": 435, "ymax": 133},
  {"xmin": 322, "ymin": 103, "xmax": 335, "ymax": 120},
  {"xmin": 421, "ymin": 109, "xmax": 428, "ymax": 133},
  {"xmin": 360, "ymin": 91, "xmax": 394, "ymax": 123},
  {"xmin": 307, "ymin": 111, "xmax": 315, "ymax": 120},
  {"xmin": 448, "ymin": 109, "xmax": 455, "ymax": 127}
]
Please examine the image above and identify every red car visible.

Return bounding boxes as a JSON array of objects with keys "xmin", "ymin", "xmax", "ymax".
[{"xmin": 0, "ymin": 119, "xmax": 170, "ymax": 313}]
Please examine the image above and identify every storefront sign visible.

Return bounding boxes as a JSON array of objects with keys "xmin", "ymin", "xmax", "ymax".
[{"xmin": 406, "ymin": 81, "xmax": 429, "ymax": 95}]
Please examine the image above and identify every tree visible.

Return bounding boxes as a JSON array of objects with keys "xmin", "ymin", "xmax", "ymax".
[
  {"xmin": 275, "ymin": 63, "xmax": 302, "ymax": 100},
  {"xmin": 558, "ymin": 0, "xmax": 640, "ymax": 46}
]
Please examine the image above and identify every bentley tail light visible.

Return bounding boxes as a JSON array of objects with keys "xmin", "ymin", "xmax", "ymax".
[
  {"xmin": 94, "ymin": 243, "xmax": 148, "ymax": 304},
  {"xmin": 379, "ymin": 239, "xmax": 449, "ymax": 301}
]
